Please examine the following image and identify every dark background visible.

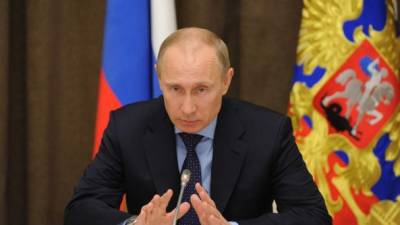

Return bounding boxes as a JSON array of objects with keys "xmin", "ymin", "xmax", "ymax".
[{"xmin": 0, "ymin": 0, "xmax": 303, "ymax": 225}]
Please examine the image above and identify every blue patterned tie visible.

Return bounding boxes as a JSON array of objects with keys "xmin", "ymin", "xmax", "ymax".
[{"xmin": 178, "ymin": 132, "xmax": 203, "ymax": 225}]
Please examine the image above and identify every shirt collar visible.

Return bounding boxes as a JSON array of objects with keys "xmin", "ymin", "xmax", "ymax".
[{"xmin": 174, "ymin": 117, "xmax": 217, "ymax": 139}]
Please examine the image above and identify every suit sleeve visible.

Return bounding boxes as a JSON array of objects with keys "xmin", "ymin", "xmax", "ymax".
[
  {"xmin": 64, "ymin": 112, "xmax": 131, "ymax": 225},
  {"xmin": 238, "ymin": 117, "xmax": 332, "ymax": 225}
]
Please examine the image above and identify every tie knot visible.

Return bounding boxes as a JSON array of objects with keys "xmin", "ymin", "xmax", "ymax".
[{"xmin": 179, "ymin": 133, "xmax": 203, "ymax": 151}]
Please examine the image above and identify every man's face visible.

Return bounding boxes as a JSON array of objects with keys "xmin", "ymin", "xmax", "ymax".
[{"xmin": 158, "ymin": 45, "xmax": 233, "ymax": 133}]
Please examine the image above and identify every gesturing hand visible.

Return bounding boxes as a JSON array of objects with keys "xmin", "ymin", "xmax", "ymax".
[
  {"xmin": 190, "ymin": 183, "xmax": 230, "ymax": 225},
  {"xmin": 135, "ymin": 189, "xmax": 190, "ymax": 225}
]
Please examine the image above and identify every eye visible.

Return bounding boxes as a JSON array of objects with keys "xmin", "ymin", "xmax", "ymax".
[
  {"xmin": 196, "ymin": 86, "xmax": 208, "ymax": 94},
  {"xmin": 170, "ymin": 85, "xmax": 181, "ymax": 92}
]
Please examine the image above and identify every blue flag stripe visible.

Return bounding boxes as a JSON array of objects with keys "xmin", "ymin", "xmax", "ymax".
[{"xmin": 102, "ymin": 0, "xmax": 153, "ymax": 105}]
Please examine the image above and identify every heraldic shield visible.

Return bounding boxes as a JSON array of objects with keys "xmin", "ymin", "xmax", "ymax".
[{"xmin": 314, "ymin": 40, "xmax": 400, "ymax": 148}]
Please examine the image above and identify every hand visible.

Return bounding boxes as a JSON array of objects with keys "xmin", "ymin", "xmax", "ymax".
[
  {"xmin": 191, "ymin": 183, "xmax": 230, "ymax": 225},
  {"xmin": 135, "ymin": 189, "xmax": 190, "ymax": 225}
]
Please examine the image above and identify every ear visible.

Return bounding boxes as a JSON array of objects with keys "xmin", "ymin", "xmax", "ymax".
[{"xmin": 222, "ymin": 67, "xmax": 234, "ymax": 95}]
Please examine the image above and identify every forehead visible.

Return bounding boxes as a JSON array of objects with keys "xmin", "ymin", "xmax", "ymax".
[{"xmin": 160, "ymin": 43, "xmax": 220, "ymax": 72}]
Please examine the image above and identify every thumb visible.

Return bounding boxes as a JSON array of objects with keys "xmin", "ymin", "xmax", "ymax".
[
  {"xmin": 167, "ymin": 202, "xmax": 191, "ymax": 220},
  {"xmin": 177, "ymin": 202, "xmax": 191, "ymax": 219}
]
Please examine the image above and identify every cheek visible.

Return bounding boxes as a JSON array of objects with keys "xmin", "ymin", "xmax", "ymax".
[
  {"xmin": 197, "ymin": 93, "xmax": 222, "ymax": 115},
  {"xmin": 164, "ymin": 97, "xmax": 181, "ymax": 116}
]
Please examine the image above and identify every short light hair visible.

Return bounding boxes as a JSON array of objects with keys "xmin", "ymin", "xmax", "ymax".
[{"xmin": 157, "ymin": 27, "xmax": 231, "ymax": 74}]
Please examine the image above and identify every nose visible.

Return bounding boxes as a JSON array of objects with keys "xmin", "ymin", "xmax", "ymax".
[{"xmin": 181, "ymin": 95, "xmax": 196, "ymax": 115}]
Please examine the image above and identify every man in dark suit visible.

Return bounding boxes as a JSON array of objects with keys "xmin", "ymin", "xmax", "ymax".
[{"xmin": 64, "ymin": 27, "xmax": 331, "ymax": 225}]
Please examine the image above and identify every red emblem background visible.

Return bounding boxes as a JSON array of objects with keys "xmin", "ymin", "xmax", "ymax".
[{"xmin": 314, "ymin": 40, "xmax": 400, "ymax": 148}]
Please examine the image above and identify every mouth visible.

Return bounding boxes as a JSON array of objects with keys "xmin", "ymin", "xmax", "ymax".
[{"xmin": 179, "ymin": 119, "xmax": 200, "ymax": 126}]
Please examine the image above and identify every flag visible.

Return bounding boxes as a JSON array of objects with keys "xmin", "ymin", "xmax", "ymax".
[
  {"xmin": 93, "ymin": 0, "xmax": 177, "ymax": 156},
  {"xmin": 289, "ymin": 0, "xmax": 400, "ymax": 224}
]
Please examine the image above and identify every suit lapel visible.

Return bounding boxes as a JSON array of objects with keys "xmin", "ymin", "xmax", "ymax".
[
  {"xmin": 211, "ymin": 99, "xmax": 248, "ymax": 213},
  {"xmin": 143, "ymin": 100, "xmax": 180, "ymax": 208}
]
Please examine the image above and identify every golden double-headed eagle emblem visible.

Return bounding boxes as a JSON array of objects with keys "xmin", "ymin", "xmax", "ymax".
[{"xmin": 289, "ymin": 0, "xmax": 400, "ymax": 224}]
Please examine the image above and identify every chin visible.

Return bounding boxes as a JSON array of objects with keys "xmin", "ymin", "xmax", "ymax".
[{"xmin": 177, "ymin": 123, "xmax": 204, "ymax": 134}]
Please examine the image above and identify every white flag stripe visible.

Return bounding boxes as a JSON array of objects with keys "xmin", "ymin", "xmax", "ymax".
[{"xmin": 151, "ymin": 0, "xmax": 177, "ymax": 57}]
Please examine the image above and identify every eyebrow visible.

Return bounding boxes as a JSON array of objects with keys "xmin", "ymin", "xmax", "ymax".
[{"xmin": 165, "ymin": 81, "xmax": 214, "ymax": 87}]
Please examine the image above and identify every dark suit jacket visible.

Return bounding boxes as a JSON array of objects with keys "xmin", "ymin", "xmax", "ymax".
[{"xmin": 64, "ymin": 97, "xmax": 331, "ymax": 225}]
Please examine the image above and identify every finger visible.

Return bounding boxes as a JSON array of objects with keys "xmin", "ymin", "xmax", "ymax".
[
  {"xmin": 136, "ymin": 205, "xmax": 147, "ymax": 225},
  {"xmin": 195, "ymin": 183, "xmax": 216, "ymax": 207},
  {"xmin": 196, "ymin": 194, "xmax": 221, "ymax": 222},
  {"xmin": 195, "ymin": 182, "xmax": 205, "ymax": 193},
  {"xmin": 152, "ymin": 194, "xmax": 161, "ymax": 207},
  {"xmin": 149, "ymin": 195, "xmax": 161, "ymax": 217},
  {"xmin": 201, "ymin": 199, "xmax": 220, "ymax": 219},
  {"xmin": 191, "ymin": 194, "xmax": 209, "ymax": 224},
  {"xmin": 143, "ymin": 201, "xmax": 154, "ymax": 217},
  {"xmin": 159, "ymin": 189, "xmax": 173, "ymax": 211},
  {"xmin": 145, "ymin": 201, "xmax": 162, "ymax": 224}
]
